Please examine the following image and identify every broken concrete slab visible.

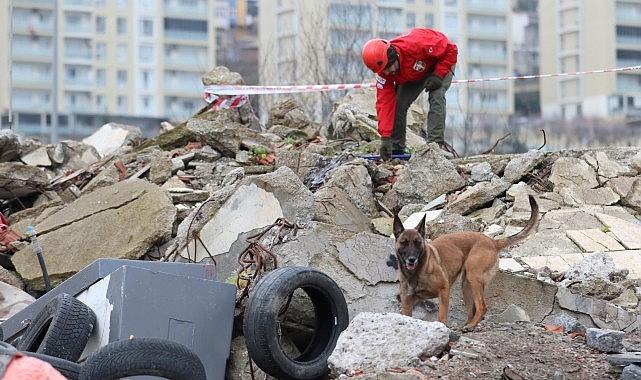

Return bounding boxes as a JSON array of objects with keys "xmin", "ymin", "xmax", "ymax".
[
  {"xmin": 549, "ymin": 157, "xmax": 599, "ymax": 190},
  {"xmin": 484, "ymin": 224, "xmax": 504, "ymax": 237},
  {"xmin": 336, "ymin": 232, "xmax": 397, "ymax": 285},
  {"xmin": 169, "ymin": 189, "xmax": 210, "ymax": 203},
  {"xmin": 632, "ymin": 152, "xmax": 641, "ymax": 173},
  {"xmin": 325, "ymin": 163, "xmax": 378, "ymax": 217},
  {"xmin": 499, "ymin": 258, "xmax": 526, "ymax": 272},
  {"xmin": 82, "ymin": 123, "xmax": 143, "ymax": 158},
  {"xmin": 0, "ymin": 282, "xmax": 35, "ymax": 322},
  {"xmin": 0, "ymin": 163, "xmax": 48, "ymax": 199},
  {"xmin": 328, "ymin": 312, "xmax": 449, "ymax": 377},
  {"xmin": 20, "ymin": 147, "xmax": 52, "ymax": 167},
  {"xmin": 565, "ymin": 252, "xmax": 621, "ymax": 281},
  {"xmin": 313, "ymin": 186, "xmax": 373, "ymax": 233},
  {"xmin": 179, "ymin": 183, "xmax": 284, "ymax": 263},
  {"xmin": 0, "ymin": 130, "xmax": 22, "ymax": 162},
  {"xmin": 589, "ymin": 151, "xmax": 636, "ymax": 180},
  {"xmin": 275, "ymin": 149, "xmax": 325, "ymax": 181},
  {"xmin": 12, "ymin": 180, "xmax": 176, "ymax": 291},
  {"xmin": 608, "ymin": 176, "xmax": 638, "ymax": 197},
  {"xmin": 552, "ymin": 313, "xmax": 585, "ymax": 334},
  {"xmin": 426, "ymin": 213, "xmax": 482, "ymax": 240},
  {"xmin": 586, "ymin": 328, "xmax": 625, "ymax": 353},
  {"xmin": 609, "ymin": 251, "xmax": 641, "ymax": 280},
  {"xmin": 556, "ymin": 286, "xmax": 640, "ymax": 331},
  {"xmin": 596, "ymin": 213, "xmax": 641, "ymax": 249},
  {"xmin": 621, "ymin": 178, "xmax": 641, "ymax": 213},
  {"xmin": 506, "ymin": 230, "xmax": 580, "ymax": 258},
  {"xmin": 469, "ymin": 199, "xmax": 507, "ymax": 223},
  {"xmin": 149, "ymin": 150, "xmax": 173, "ymax": 184},
  {"xmin": 621, "ymin": 364, "xmax": 641, "ymax": 380},
  {"xmin": 566, "ymin": 229, "xmax": 625, "ymax": 252},
  {"xmin": 494, "ymin": 304, "xmax": 530, "ymax": 323},
  {"xmin": 386, "ymin": 144, "xmax": 465, "ymax": 209},
  {"xmin": 569, "ymin": 277, "xmax": 625, "ymax": 301},
  {"xmin": 559, "ymin": 186, "xmax": 620, "ymax": 207},
  {"xmin": 186, "ymin": 118, "xmax": 272, "ymax": 158},
  {"xmin": 446, "ymin": 177, "xmax": 510, "ymax": 215},
  {"xmin": 470, "ymin": 161, "xmax": 494, "ymax": 182},
  {"xmin": 242, "ymin": 166, "xmax": 315, "ymax": 224},
  {"xmin": 503, "ymin": 150, "xmax": 545, "ymax": 183}
]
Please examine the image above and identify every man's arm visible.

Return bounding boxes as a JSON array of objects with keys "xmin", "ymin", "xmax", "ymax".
[
  {"xmin": 375, "ymin": 75, "xmax": 396, "ymax": 138},
  {"xmin": 433, "ymin": 42, "xmax": 458, "ymax": 78}
]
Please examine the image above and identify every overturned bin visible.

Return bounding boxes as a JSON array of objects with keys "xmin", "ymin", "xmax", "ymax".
[{"xmin": 0, "ymin": 259, "xmax": 235, "ymax": 380}]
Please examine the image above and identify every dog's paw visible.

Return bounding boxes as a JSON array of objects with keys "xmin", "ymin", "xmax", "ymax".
[
  {"xmin": 386, "ymin": 254, "xmax": 399, "ymax": 270},
  {"xmin": 461, "ymin": 324, "xmax": 476, "ymax": 333}
]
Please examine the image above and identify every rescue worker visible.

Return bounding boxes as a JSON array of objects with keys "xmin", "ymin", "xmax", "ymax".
[{"xmin": 361, "ymin": 28, "xmax": 458, "ymax": 160}]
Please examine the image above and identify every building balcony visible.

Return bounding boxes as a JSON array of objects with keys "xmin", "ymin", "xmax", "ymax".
[
  {"xmin": 164, "ymin": 55, "xmax": 208, "ymax": 70},
  {"xmin": 64, "ymin": 0, "xmax": 93, "ymax": 9},
  {"xmin": 466, "ymin": 25, "xmax": 507, "ymax": 40},
  {"xmin": 65, "ymin": 23, "xmax": 93, "ymax": 35},
  {"xmin": 12, "ymin": 98, "xmax": 51, "ymax": 111},
  {"xmin": 14, "ymin": 0, "xmax": 53, "ymax": 9},
  {"xmin": 12, "ymin": 44, "xmax": 53, "ymax": 60},
  {"xmin": 466, "ymin": 0, "xmax": 508, "ymax": 14},
  {"xmin": 164, "ymin": 1, "xmax": 208, "ymax": 17},
  {"xmin": 616, "ymin": 35, "xmax": 641, "ymax": 48},
  {"xmin": 13, "ymin": 20, "xmax": 53, "ymax": 35},
  {"xmin": 164, "ymin": 80, "xmax": 201, "ymax": 95},
  {"xmin": 616, "ymin": 12, "xmax": 641, "ymax": 26},
  {"xmin": 164, "ymin": 29, "xmax": 208, "ymax": 42},
  {"xmin": 468, "ymin": 51, "xmax": 507, "ymax": 63},
  {"xmin": 12, "ymin": 72, "xmax": 52, "ymax": 87},
  {"xmin": 618, "ymin": 58, "xmax": 641, "ymax": 68}
]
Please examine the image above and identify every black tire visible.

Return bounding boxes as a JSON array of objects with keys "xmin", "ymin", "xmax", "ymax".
[
  {"xmin": 78, "ymin": 337, "xmax": 206, "ymax": 380},
  {"xmin": 243, "ymin": 266, "xmax": 349, "ymax": 380},
  {"xmin": 20, "ymin": 351, "xmax": 81, "ymax": 379},
  {"xmin": 17, "ymin": 293, "xmax": 96, "ymax": 362}
]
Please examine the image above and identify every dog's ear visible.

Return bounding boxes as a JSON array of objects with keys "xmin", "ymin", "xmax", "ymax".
[
  {"xmin": 415, "ymin": 214, "xmax": 426, "ymax": 238},
  {"xmin": 393, "ymin": 214, "xmax": 404, "ymax": 239}
]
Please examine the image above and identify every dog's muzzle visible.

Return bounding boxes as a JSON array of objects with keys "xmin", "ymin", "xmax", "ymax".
[{"xmin": 405, "ymin": 256, "xmax": 418, "ymax": 271}]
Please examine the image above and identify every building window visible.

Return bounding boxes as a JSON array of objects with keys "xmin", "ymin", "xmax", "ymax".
[
  {"xmin": 444, "ymin": 0, "xmax": 457, "ymax": 5},
  {"xmin": 117, "ymin": 0, "xmax": 127, "ymax": 9},
  {"xmin": 425, "ymin": 0, "xmax": 433, "ymax": 3},
  {"xmin": 141, "ymin": 96, "xmax": 151, "ymax": 110},
  {"xmin": 96, "ymin": 16, "xmax": 105, "ymax": 33},
  {"xmin": 96, "ymin": 69, "xmax": 106, "ymax": 86},
  {"xmin": 425, "ymin": 13, "xmax": 434, "ymax": 27},
  {"xmin": 117, "ymin": 96, "xmax": 127, "ymax": 112},
  {"xmin": 117, "ymin": 44, "xmax": 128, "ymax": 63},
  {"xmin": 117, "ymin": 70, "xmax": 127, "ymax": 87},
  {"xmin": 140, "ymin": 69, "xmax": 152, "ymax": 88},
  {"xmin": 96, "ymin": 95, "xmax": 106, "ymax": 110},
  {"xmin": 139, "ymin": 44, "xmax": 153, "ymax": 61},
  {"xmin": 117, "ymin": 17, "xmax": 127, "ymax": 34},
  {"xmin": 96, "ymin": 42, "xmax": 106, "ymax": 61},
  {"xmin": 140, "ymin": 19, "xmax": 153, "ymax": 36},
  {"xmin": 406, "ymin": 12, "xmax": 416, "ymax": 28}
]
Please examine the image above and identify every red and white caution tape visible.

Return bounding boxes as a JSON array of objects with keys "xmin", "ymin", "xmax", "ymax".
[{"xmin": 204, "ymin": 65, "xmax": 641, "ymax": 108}]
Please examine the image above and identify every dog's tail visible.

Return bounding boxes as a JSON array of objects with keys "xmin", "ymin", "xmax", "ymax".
[{"xmin": 494, "ymin": 195, "xmax": 540, "ymax": 250}]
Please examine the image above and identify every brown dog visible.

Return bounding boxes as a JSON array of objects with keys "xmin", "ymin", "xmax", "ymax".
[{"xmin": 393, "ymin": 195, "xmax": 539, "ymax": 331}]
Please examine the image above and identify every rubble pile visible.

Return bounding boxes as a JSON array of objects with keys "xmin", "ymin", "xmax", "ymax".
[{"xmin": 1, "ymin": 67, "xmax": 641, "ymax": 378}]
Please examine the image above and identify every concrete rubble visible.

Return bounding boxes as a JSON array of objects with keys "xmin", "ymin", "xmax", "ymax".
[{"xmin": 1, "ymin": 66, "xmax": 641, "ymax": 378}]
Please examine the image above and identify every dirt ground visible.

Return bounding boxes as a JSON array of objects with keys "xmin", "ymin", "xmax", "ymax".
[{"xmin": 355, "ymin": 321, "xmax": 628, "ymax": 380}]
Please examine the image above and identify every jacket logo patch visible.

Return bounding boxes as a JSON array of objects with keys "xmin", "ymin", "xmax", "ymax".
[
  {"xmin": 375, "ymin": 75, "xmax": 386, "ymax": 89},
  {"xmin": 413, "ymin": 61, "xmax": 426, "ymax": 72}
]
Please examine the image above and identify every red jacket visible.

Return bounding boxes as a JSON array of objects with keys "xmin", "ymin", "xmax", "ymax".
[{"xmin": 375, "ymin": 28, "xmax": 458, "ymax": 138}]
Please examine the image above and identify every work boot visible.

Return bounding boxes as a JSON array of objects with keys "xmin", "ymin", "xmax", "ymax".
[
  {"xmin": 379, "ymin": 138, "xmax": 393, "ymax": 161},
  {"xmin": 436, "ymin": 141, "xmax": 459, "ymax": 158}
]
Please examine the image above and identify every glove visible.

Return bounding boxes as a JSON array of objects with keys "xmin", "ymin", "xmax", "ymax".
[
  {"xmin": 424, "ymin": 75, "xmax": 443, "ymax": 92},
  {"xmin": 379, "ymin": 138, "xmax": 393, "ymax": 161}
]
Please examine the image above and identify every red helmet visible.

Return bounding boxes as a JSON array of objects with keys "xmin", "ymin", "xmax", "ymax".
[{"xmin": 362, "ymin": 39, "xmax": 391, "ymax": 74}]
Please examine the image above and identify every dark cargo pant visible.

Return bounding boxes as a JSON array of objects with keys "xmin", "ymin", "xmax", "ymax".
[{"xmin": 390, "ymin": 67, "xmax": 454, "ymax": 151}]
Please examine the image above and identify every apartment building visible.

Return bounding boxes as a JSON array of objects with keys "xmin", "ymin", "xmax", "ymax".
[
  {"xmin": 0, "ymin": 0, "xmax": 217, "ymax": 143},
  {"xmin": 539, "ymin": 0, "xmax": 641, "ymax": 120},
  {"xmin": 259, "ymin": 0, "xmax": 513, "ymax": 129}
]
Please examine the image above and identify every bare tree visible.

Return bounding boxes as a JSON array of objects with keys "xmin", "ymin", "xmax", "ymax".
[{"xmin": 259, "ymin": 0, "xmax": 374, "ymax": 121}]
